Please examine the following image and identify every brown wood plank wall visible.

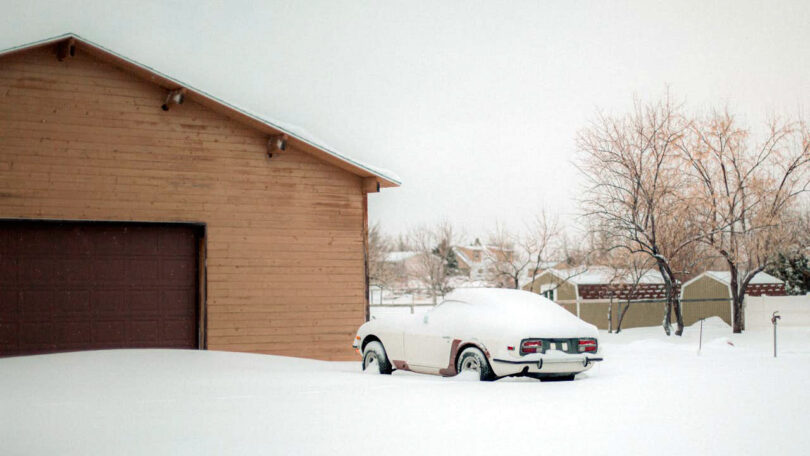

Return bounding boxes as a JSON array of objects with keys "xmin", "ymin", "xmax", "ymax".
[{"xmin": 0, "ymin": 47, "xmax": 366, "ymax": 360}]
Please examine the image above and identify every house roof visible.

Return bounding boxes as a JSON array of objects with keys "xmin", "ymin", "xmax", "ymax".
[
  {"xmin": 0, "ymin": 33, "xmax": 400, "ymax": 188},
  {"xmin": 543, "ymin": 266, "xmax": 666, "ymax": 286},
  {"xmin": 702, "ymin": 270, "xmax": 784, "ymax": 285},
  {"xmin": 384, "ymin": 251, "xmax": 419, "ymax": 263}
]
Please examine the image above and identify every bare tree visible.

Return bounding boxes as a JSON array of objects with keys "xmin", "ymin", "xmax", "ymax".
[
  {"xmin": 485, "ymin": 223, "xmax": 525, "ymax": 289},
  {"xmin": 409, "ymin": 222, "xmax": 461, "ymax": 304},
  {"xmin": 680, "ymin": 112, "xmax": 810, "ymax": 332},
  {"xmin": 486, "ymin": 212, "xmax": 565, "ymax": 290},
  {"xmin": 613, "ymin": 253, "xmax": 656, "ymax": 333},
  {"xmin": 367, "ymin": 223, "xmax": 394, "ymax": 304},
  {"xmin": 577, "ymin": 94, "xmax": 698, "ymax": 336},
  {"xmin": 525, "ymin": 211, "xmax": 563, "ymax": 284}
]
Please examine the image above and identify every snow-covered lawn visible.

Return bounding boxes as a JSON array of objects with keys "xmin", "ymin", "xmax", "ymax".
[{"xmin": 2, "ymin": 319, "xmax": 808, "ymax": 455}]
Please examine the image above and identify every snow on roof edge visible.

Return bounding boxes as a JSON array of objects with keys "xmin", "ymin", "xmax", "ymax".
[
  {"xmin": 0, "ymin": 32, "xmax": 401, "ymax": 186},
  {"xmin": 703, "ymin": 270, "xmax": 784, "ymax": 285}
]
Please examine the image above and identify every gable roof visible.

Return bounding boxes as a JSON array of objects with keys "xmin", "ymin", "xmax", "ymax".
[
  {"xmin": 705, "ymin": 270, "xmax": 783, "ymax": 285},
  {"xmin": 685, "ymin": 270, "xmax": 784, "ymax": 287},
  {"xmin": 540, "ymin": 266, "xmax": 666, "ymax": 286},
  {"xmin": 384, "ymin": 251, "xmax": 419, "ymax": 263},
  {"xmin": 0, "ymin": 33, "xmax": 400, "ymax": 188}
]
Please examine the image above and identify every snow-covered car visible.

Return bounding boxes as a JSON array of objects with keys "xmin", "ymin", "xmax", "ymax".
[{"xmin": 353, "ymin": 288, "xmax": 603, "ymax": 381}]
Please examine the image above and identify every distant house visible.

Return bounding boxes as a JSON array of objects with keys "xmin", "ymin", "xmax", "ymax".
[
  {"xmin": 680, "ymin": 271, "xmax": 786, "ymax": 327},
  {"xmin": 522, "ymin": 266, "xmax": 671, "ymax": 329},
  {"xmin": 453, "ymin": 239, "xmax": 513, "ymax": 282},
  {"xmin": 381, "ymin": 251, "xmax": 422, "ymax": 289}
]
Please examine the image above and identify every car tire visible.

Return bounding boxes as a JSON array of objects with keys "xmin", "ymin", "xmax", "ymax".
[
  {"xmin": 362, "ymin": 340, "xmax": 393, "ymax": 375},
  {"xmin": 455, "ymin": 347, "xmax": 496, "ymax": 381}
]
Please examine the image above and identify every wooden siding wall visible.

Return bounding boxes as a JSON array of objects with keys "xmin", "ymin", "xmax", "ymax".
[
  {"xmin": 681, "ymin": 276, "xmax": 732, "ymax": 326},
  {"xmin": 0, "ymin": 47, "xmax": 366, "ymax": 360},
  {"xmin": 524, "ymin": 275, "xmax": 577, "ymax": 301},
  {"xmin": 579, "ymin": 301, "xmax": 665, "ymax": 330}
]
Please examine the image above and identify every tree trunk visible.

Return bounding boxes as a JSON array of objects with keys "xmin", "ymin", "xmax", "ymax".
[
  {"xmin": 728, "ymin": 263, "xmax": 744, "ymax": 333},
  {"xmin": 607, "ymin": 298, "xmax": 614, "ymax": 333},
  {"xmin": 657, "ymin": 262, "xmax": 673, "ymax": 336},
  {"xmin": 671, "ymin": 293, "xmax": 684, "ymax": 336},
  {"xmin": 616, "ymin": 300, "xmax": 631, "ymax": 333},
  {"xmin": 732, "ymin": 294, "xmax": 745, "ymax": 333}
]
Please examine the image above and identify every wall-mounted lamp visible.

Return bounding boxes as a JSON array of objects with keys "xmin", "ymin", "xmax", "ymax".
[
  {"xmin": 161, "ymin": 88, "xmax": 186, "ymax": 111},
  {"xmin": 56, "ymin": 38, "xmax": 76, "ymax": 61},
  {"xmin": 267, "ymin": 134, "xmax": 288, "ymax": 158}
]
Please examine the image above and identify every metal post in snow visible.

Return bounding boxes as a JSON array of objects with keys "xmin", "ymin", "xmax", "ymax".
[
  {"xmin": 771, "ymin": 311, "xmax": 781, "ymax": 358},
  {"xmin": 698, "ymin": 318, "xmax": 704, "ymax": 356}
]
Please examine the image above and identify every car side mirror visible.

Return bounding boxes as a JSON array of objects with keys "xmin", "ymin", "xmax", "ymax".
[{"xmin": 423, "ymin": 314, "xmax": 429, "ymax": 324}]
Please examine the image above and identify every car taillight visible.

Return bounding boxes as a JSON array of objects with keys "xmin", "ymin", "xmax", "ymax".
[
  {"xmin": 520, "ymin": 339, "xmax": 544, "ymax": 355},
  {"xmin": 578, "ymin": 338, "xmax": 597, "ymax": 353}
]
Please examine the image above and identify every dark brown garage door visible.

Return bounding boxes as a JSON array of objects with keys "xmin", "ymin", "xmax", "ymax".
[{"xmin": 0, "ymin": 221, "xmax": 200, "ymax": 357}]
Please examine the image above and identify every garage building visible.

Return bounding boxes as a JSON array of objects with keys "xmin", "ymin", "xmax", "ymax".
[{"xmin": 0, "ymin": 34, "xmax": 399, "ymax": 359}]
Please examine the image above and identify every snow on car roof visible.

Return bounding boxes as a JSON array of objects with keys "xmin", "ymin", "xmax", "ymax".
[{"xmin": 443, "ymin": 288, "xmax": 597, "ymax": 335}]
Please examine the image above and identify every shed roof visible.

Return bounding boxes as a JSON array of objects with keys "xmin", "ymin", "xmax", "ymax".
[
  {"xmin": 544, "ymin": 266, "xmax": 666, "ymax": 285},
  {"xmin": 0, "ymin": 33, "xmax": 400, "ymax": 188},
  {"xmin": 701, "ymin": 271, "xmax": 784, "ymax": 286}
]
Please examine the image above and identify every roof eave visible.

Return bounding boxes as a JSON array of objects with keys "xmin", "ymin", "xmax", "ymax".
[{"xmin": 0, "ymin": 33, "xmax": 401, "ymax": 188}]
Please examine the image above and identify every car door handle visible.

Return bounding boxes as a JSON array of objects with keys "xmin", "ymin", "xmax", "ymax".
[{"xmin": 442, "ymin": 336, "xmax": 452, "ymax": 340}]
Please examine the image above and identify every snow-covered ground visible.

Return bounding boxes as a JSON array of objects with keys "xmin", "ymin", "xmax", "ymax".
[{"xmin": 1, "ymin": 318, "xmax": 808, "ymax": 455}]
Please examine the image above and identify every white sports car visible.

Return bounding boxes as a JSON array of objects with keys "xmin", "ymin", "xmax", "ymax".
[{"xmin": 353, "ymin": 288, "xmax": 603, "ymax": 381}]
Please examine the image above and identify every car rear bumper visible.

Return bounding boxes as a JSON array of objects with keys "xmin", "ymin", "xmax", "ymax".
[{"xmin": 491, "ymin": 354, "xmax": 603, "ymax": 376}]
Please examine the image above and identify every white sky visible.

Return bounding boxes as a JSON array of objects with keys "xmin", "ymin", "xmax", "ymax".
[{"xmin": 1, "ymin": 0, "xmax": 808, "ymax": 238}]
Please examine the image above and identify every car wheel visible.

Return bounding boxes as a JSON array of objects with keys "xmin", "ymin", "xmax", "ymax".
[
  {"xmin": 362, "ymin": 340, "xmax": 393, "ymax": 375},
  {"xmin": 455, "ymin": 347, "xmax": 495, "ymax": 381}
]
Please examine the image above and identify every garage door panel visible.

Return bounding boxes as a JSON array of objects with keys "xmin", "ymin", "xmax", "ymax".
[
  {"xmin": 127, "ymin": 259, "xmax": 160, "ymax": 283},
  {"xmin": 162, "ymin": 290, "xmax": 196, "ymax": 316},
  {"xmin": 0, "ymin": 258, "xmax": 16, "ymax": 285},
  {"xmin": 53, "ymin": 290, "xmax": 91, "ymax": 315},
  {"xmin": 91, "ymin": 229, "xmax": 127, "ymax": 255},
  {"xmin": 129, "ymin": 320, "xmax": 160, "ymax": 343},
  {"xmin": 159, "ymin": 230, "xmax": 197, "ymax": 255},
  {"xmin": 94, "ymin": 258, "xmax": 128, "ymax": 284},
  {"xmin": 125, "ymin": 227, "xmax": 160, "ymax": 255},
  {"xmin": 20, "ymin": 321, "xmax": 53, "ymax": 347},
  {"xmin": 20, "ymin": 258, "xmax": 54, "ymax": 285},
  {"xmin": 0, "ymin": 322, "xmax": 19, "ymax": 345},
  {"xmin": 160, "ymin": 259, "xmax": 195, "ymax": 285},
  {"xmin": 53, "ymin": 259, "xmax": 93, "ymax": 284},
  {"xmin": 0, "ymin": 291, "xmax": 19, "ymax": 320},
  {"xmin": 0, "ymin": 227, "xmax": 9, "ymax": 251},
  {"xmin": 20, "ymin": 290, "xmax": 53, "ymax": 319},
  {"xmin": 92, "ymin": 290, "xmax": 127, "ymax": 317},
  {"xmin": 162, "ymin": 319, "xmax": 196, "ymax": 344},
  {"xmin": 62, "ymin": 227, "xmax": 93, "ymax": 255},
  {"xmin": 92, "ymin": 320, "xmax": 127, "ymax": 345},
  {"xmin": 128, "ymin": 290, "xmax": 161, "ymax": 315},
  {"xmin": 19, "ymin": 229, "xmax": 58, "ymax": 254},
  {"xmin": 54, "ymin": 321, "xmax": 92, "ymax": 346},
  {"xmin": 0, "ymin": 222, "xmax": 200, "ymax": 357}
]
